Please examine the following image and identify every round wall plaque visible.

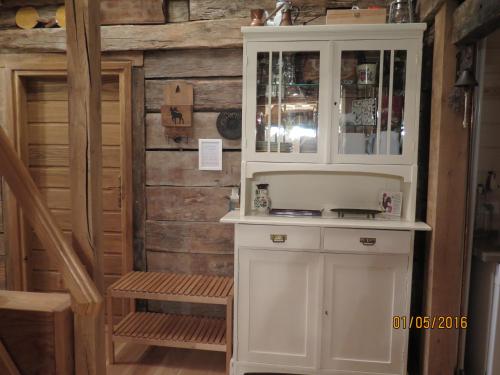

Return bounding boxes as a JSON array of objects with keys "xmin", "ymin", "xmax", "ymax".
[{"xmin": 216, "ymin": 110, "xmax": 242, "ymax": 140}]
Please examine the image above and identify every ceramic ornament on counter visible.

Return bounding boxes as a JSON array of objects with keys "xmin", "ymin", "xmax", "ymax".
[
  {"xmin": 379, "ymin": 191, "xmax": 403, "ymax": 218},
  {"xmin": 254, "ymin": 183, "xmax": 271, "ymax": 212}
]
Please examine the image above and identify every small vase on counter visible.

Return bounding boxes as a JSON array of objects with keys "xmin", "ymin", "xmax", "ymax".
[{"xmin": 254, "ymin": 183, "xmax": 271, "ymax": 213}]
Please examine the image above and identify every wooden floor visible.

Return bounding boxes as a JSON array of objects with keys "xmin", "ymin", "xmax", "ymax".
[{"xmin": 108, "ymin": 341, "xmax": 226, "ymax": 375}]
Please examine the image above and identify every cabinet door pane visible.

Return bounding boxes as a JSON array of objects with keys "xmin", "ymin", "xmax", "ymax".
[
  {"xmin": 337, "ymin": 49, "xmax": 407, "ymax": 157},
  {"xmin": 255, "ymin": 51, "xmax": 320, "ymax": 155},
  {"xmin": 281, "ymin": 51, "xmax": 320, "ymax": 154},
  {"xmin": 390, "ymin": 50, "xmax": 407, "ymax": 155},
  {"xmin": 322, "ymin": 254, "xmax": 408, "ymax": 373},
  {"xmin": 238, "ymin": 248, "xmax": 320, "ymax": 367}
]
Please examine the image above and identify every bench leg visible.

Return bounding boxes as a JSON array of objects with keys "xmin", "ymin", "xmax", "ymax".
[
  {"xmin": 106, "ymin": 294, "xmax": 115, "ymax": 365},
  {"xmin": 226, "ymin": 296, "xmax": 233, "ymax": 375}
]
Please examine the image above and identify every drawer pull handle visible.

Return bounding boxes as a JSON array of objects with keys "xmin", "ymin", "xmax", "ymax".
[
  {"xmin": 360, "ymin": 237, "xmax": 377, "ymax": 246},
  {"xmin": 270, "ymin": 234, "xmax": 287, "ymax": 243}
]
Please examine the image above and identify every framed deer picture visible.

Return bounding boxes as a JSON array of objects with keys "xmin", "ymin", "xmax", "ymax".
[
  {"xmin": 161, "ymin": 82, "xmax": 194, "ymax": 139},
  {"xmin": 162, "ymin": 105, "xmax": 192, "ymax": 127}
]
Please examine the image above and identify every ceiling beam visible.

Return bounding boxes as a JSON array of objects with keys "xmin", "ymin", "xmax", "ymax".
[
  {"xmin": 418, "ymin": 0, "xmax": 446, "ymax": 22},
  {"xmin": 0, "ymin": 18, "xmax": 246, "ymax": 52},
  {"xmin": 452, "ymin": 0, "xmax": 500, "ymax": 44}
]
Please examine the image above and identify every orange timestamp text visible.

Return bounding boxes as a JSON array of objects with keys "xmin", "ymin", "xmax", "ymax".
[{"xmin": 393, "ymin": 315, "xmax": 468, "ymax": 330}]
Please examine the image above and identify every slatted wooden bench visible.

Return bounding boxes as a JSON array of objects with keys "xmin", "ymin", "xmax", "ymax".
[{"xmin": 107, "ymin": 271, "xmax": 234, "ymax": 374}]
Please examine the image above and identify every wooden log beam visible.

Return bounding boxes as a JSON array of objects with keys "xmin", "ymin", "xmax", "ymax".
[
  {"xmin": 146, "ymin": 151, "xmax": 241, "ymax": 187},
  {"xmin": 1, "ymin": 0, "xmax": 165, "ymax": 25},
  {"xmin": 423, "ymin": 2, "xmax": 468, "ymax": 374},
  {"xmin": 0, "ymin": 0, "xmax": 63, "ymax": 6},
  {"xmin": 100, "ymin": 0, "xmax": 165, "ymax": 25},
  {"xmin": 146, "ymin": 186, "xmax": 232, "ymax": 222},
  {"xmin": 65, "ymin": 0, "xmax": 106, "ymax": 374},
  {"xmin": 146, "ymin": 221, "xmax": 234, "ymax": 254},
  {"xmin": 417, "ymin": 0, "xmax": 446, "ymax": 22},
  {"xmin": 452, "ymin": 0, "xmax": 500, "ymax": 44},
  {"xmin": 189, "ymin": 0, "xmax": 387, "ymax": 21},
  {"xmin": 0, "ymin": 18, "xmax": 247, "ymax": 52},
  {"xmin": 144, "ymin": 48, "xmax": 243, "ymax": 79},
  {"xmin": 146, "ymin": 78, "xmax": 242, "ymax": 112},
  {"xmin": 146, "ymin": 112, "xmax": 241, "ymax": 150}
]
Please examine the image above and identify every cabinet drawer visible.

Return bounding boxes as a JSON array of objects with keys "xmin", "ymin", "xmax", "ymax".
[
  {"xmin": 238, "ymin": 225, "xmax": 321, "ymax": 250},
  {"xmin": 323, "ymin": 228, "xmax": 411, "ymax": 254}
]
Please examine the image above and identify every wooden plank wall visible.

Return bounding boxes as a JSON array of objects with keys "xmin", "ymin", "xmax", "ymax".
[
  {"xmin": 0, "ymin": 181, "xmax": 5, "ymax": 290},
  {"xmin": 0, "ymin": 69, "xmax": 5, "ymax": 290},
  {"xmin": 142, "ymin": 0, "xmax": 382, "ymax": 316},
  {"xmin": 20, "ymin": 75, "xmax": 125, "ymax": 320},
  {"xmin": 0, "ymin": 1, "xmax": 388, "ymax": 298},
  {"xmin": 25, "ymin": 76, "xmax": 123, "ymax": 296},
  {"xmin": 143, "ymin": 48, "xmax": 242, "ymax": 297},
  {"xmin": 477, "ymin": 29, "xmax": 500, "ymax": 227}
]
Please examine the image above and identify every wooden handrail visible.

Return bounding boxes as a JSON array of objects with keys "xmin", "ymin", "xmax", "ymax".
[{"xmin": 0, "ymin": 126, "xmax": 102, "ymax": 315}]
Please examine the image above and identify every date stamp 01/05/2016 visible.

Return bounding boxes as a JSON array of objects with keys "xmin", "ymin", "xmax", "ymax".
[{"xmin": 393, "ymin": 316, "xmax": 468, "ymax": 330}]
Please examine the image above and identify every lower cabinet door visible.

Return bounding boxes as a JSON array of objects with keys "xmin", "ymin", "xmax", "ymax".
[
  {"xmin": 238, "ymin": 248, "xmax": 321, "ymax": 367},
  {"xmin": 321, "ymin": 253, "xmax": 409, "ymax": 374}
]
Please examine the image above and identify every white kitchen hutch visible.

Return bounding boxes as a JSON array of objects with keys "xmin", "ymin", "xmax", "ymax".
[{"xmin": 221, "ymin": 23, "xmax": 430, "ymax": 375}]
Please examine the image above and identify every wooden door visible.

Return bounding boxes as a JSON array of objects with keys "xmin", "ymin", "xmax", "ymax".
[
  {"xmin": 321, "ymin": 253, "xmax": 408, "ymax": 374},
  {"xmin": 237, "ymin": 248, "xmax": 321, "ymax": 368},
  {"xmin": 6, "ymin": 70, "xmax": 132, "ymax": 320}
]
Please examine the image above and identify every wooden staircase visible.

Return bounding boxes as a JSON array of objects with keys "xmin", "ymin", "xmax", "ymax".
[{"xmin": 107, "ymin": 272, "xmax": 234, "ymax": 374}]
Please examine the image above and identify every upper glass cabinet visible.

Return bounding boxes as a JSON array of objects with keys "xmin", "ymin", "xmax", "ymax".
[
  {"xmin": 245, "ymin": 42, "xmax": 330, "ymax": 162},
  {"xmin": 243, "ymin": 38, "xmax": 419, "ymax": 165},
  {"xmin": 332, "ymin": 41, "xmax": 417, "ymax": 164}
]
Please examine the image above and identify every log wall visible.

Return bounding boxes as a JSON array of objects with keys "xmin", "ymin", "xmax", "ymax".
[
  {"xmin": 143, "ymin": 47, "xmax": 243, "ymax": 292},
  {"xmin": 0, "ymin": 0, "xmax": 388, "ymax": 298}
]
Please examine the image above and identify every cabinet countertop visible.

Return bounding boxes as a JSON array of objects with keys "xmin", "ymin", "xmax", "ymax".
[{"xmin": 221, "ymin": 210, "xmax": 431, "ymax": 231}]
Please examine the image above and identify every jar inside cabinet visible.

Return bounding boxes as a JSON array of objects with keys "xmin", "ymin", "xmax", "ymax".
[
  {"xmin": 336, "ymin": 46, "xmax": 412, "ymax": 162},
  {"xmin": 246, "ymin": 41, "xmax": 329, "ymax": 162},
  {"xmin": 256, "ymin": 51, "xmax": 320, "ymax": 155}
]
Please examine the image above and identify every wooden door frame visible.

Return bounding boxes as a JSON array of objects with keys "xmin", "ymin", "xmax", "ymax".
[{"xmin": 1, "ymin": 56, "xmax": 133, "ymax": 291}]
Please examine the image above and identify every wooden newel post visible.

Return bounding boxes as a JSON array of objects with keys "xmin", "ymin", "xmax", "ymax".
[{"xmin": 65, "ymin": 0, "xmax": 106, "ymax": 374}]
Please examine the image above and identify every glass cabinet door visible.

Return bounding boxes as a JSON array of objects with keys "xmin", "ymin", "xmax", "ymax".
[
  {"xmin": 334, "ymin": 42, "xmax": 415, "ymax": 164},
  {"xmin": 248, "ymin": 42, "xmax": 329, "ymax": 162}
]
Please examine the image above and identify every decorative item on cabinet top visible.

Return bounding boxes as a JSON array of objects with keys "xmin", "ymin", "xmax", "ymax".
[
  {"xmin": 249, "ymin": 0, "xmax": 300, "ymax": 27},
  {"xmin": 388, "ymin": 0, "xmax": 414, "ymax": 23},
  {"xmin": 326, "ymin": 6, "xmax": 387, "ymax": 25}
]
